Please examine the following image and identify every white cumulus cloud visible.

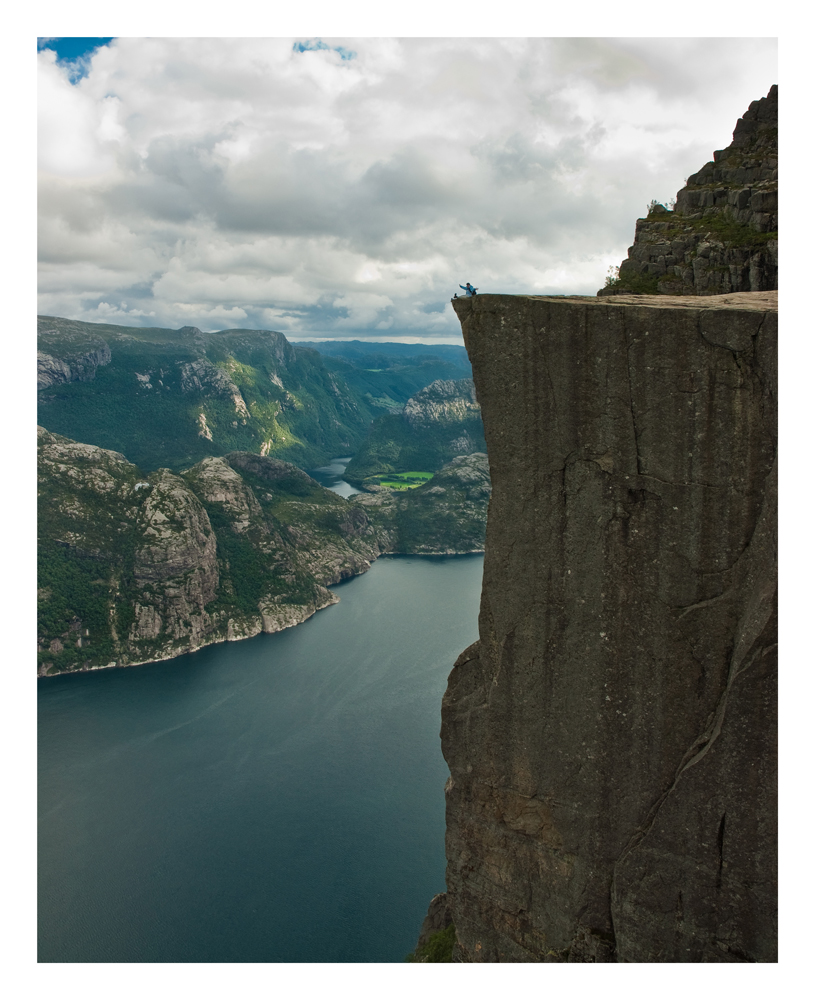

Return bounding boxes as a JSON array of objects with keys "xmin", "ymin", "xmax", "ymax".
[{"xmin": 37, "ymin": 37, "xmax": 778, "ymax": 340}]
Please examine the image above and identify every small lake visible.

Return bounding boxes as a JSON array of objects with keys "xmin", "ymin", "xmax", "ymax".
[
  {"xmin": 38, "ymin": 553, "xmax": 483, "ymax": 962},
  {"xmin": 309, "ymin": 457, "xmax": 361, "ymax": 498}
]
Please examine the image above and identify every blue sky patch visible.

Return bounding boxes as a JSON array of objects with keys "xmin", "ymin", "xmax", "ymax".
[
  {"xmin": 293, "ymin": 39, "xmax": 356, "ymax": 61},
  {"xmin": 38, "ymin": 37, "xmax": 114, "ymax": 81}
]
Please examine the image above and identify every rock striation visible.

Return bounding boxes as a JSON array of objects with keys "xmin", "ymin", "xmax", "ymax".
[
  {"xmin": 600, "ymin": 86, "xmax": 777, "ymax": 297},
  {"xmin": 402, "ymin": 379, "xmax": 480, "ymax": 428},
  {"xmin": 37, "ymin": 342, "xmax": 112, "ymax": 390},
  {"xmin": 179, "ymin": 359, "xmax": 250, "ymax": 419},
  {"xmin": 442, "ymin": 291, "xmax": 777, "ymax": 962}
]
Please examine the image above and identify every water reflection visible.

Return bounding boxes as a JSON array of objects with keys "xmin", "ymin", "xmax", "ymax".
[{"xmin": 309, "ymin": 456, "xmax": 361, "ymax": 498}]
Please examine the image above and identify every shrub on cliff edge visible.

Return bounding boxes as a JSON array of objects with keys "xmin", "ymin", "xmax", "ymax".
[{"xmin": 404, "ymin": 922, "xmax": 456, "ymax": 962}]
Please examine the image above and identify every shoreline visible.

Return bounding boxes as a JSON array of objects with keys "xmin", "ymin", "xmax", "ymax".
[
  {"xmin": 38, "ymin": 548, "xmax": 484, "ymax": 678},
  {"xmin": 37, "ymin": 590, "xmax": 338, "ymax": 679}
]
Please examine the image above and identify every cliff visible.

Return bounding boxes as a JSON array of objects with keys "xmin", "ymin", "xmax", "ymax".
[
  {"xmin": 37, "ymin": 428, "xmax": 378, "ymax": 673},
  {"xmin": 442, "ymin": 291, "xmax": 777, "ymax": 962},
  {"xmin": 600, "ymin": 86, "xmax": 777, "ymax": 297},
  {"xmin": 37, "ymin": 321, "xmax": 113, "ymax": 390}
]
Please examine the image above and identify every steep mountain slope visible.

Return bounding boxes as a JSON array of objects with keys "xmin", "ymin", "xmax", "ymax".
[
  {"xmin": 297, "ymin": 340, "xmax": 472, "ymax": 411},
  {"xmin": 344, "ymin": 379, "xmax": 486, "ymax": 486},
  {"xmin": 38, "ymin": 428, "xmax": 491, "ymax": 675},
  {"xmin": 37, "ymin": 316, "xmax": 380, "ymax": 472},
  {"xmin": 37, "ymin": 427, "xmax": 384, "ymax": 674},
  {"xmin": 600, "ymin": 85, "xmax": 777, "ymax": 297},
  {"xmin": 353, "ymin": 453, "xmax": 490, "ymax": 554}
]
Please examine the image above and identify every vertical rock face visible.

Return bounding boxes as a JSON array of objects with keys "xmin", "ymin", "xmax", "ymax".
[
  {"xmin": 37, "ymin": 344, "xmax": 112, "ymax": 389},
  {"xmin": 131, "ymin": 468, "xmax": 221, "ymax": 645},
  {"xmin": 443, "ymin": 291, "xmax": 777, "ymax": 962}
]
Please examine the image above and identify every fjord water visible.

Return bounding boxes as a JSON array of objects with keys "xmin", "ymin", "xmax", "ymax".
[
  {"xmin": 38, "ymin": 554, "xmax": 483, "ymax": 963},
  {"xmin": 309, "ymin": 457, "xmax": 361, "ymax": 498}
]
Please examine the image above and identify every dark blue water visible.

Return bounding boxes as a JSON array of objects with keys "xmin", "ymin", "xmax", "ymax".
[{"xmin": 38, "ymin": 554, "xmax": 483, "ymax": 963}]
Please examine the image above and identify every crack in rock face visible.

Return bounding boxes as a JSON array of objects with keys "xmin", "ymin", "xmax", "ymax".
[{"xmin": 441, "ymin": 292, "xmax": 776, "ymax": 963}]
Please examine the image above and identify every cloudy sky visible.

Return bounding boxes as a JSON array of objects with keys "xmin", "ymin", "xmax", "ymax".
[{"xmin": 37, "ymin": 36, "xmax": 777, "ymax": 342}]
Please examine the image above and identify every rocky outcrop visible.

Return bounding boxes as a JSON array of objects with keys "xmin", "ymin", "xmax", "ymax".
[
  {"xmin": 403, "ymin": 379, "xmax": 480, "ymax": 428},
  {"xmin": 415, "ymin": 893, "xmax": 453, "ymax": 951},
  {"xmin": 222, "ymin": 451, "xmax": 384, "ymax": 584},
  {"xmin": 37, "ymin": 430, "xmax": 379, "ymax": 673},
  {"xmin": 600, "ymin": 86, "xmax": 777, "ymax": 297},
  {"xmin": 37, "ymin": 343, "xmax": 112, "ymax": 389},
  {"xmin": 185, "ymin": 456, "xmax": 264, "ymax": 532},
  {"xmin": 442, "ymin": 292, "xmax": 777, "ymax": 962},
  {"xmin": 675, "ymin": 86, "xmax": 778, "ymax": 232},
  {"xmin": 129, "ymin": 469, "xmax": 221, "ymax": 647},
  {"xmin": 179, "ymin": 359, "xmax": 250, "ymax": 419}
]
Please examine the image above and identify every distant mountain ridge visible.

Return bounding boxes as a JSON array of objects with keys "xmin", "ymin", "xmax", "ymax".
[
  {"xmin": 37, "ymin": 317, "xmax": 473, "ymax": 474},
  {"xmin": 38, "ymin": 315, "xmax": 373, "ymax": 472},
  {"xmin": 297, "ymin": 339, "xmax": 473, "ymax": 414},
  {"xmin": 294, "ymin": 340, "xmax": 470, "ymax": 367}
]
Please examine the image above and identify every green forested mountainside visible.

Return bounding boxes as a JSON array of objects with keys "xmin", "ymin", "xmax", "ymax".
[
  {"xmin": 320, "ymin": 354, "xmax": 471, "ymax": 409},
  {"xmin": 37, "ymin": 316, "xmax": 382, "ymax": 473},
  {"xmin": 37, "ymin": 318, "xmax": 473, "ymax": 475},
  {"xmin": 344, "ymin": 379, "xmax": 486, "ymax": 486},
  {"xmin": 37, "ymin": 426, "xmax": 384, "ymax": 674},
  {"xmin": 354, "ymin": 453, "xmax": 490, "ymax": 555},
  {"xmin": 295, "ymin": 339, "xmax": 471, "ymax": 369},
  {"xmin": 294, "ymin": 340, "xmax": 472, "ymax": 412},
  {"xmin": 37, "ymin": 318, "xmax": 492, "ymax": 675},
  {"xmin": 37, "ymin": 427, "xmax": 490, "ymax": 675}
]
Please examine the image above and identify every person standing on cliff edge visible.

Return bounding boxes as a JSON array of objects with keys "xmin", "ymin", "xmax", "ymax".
[{"xmin": 460, "ymin": 283, "xmax": 478, "ymax": 296}]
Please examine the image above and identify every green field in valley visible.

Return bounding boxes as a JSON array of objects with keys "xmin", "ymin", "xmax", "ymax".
[{"xmin": 372, "ymin": 471, "xmax": 434, "ymax": 490}]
